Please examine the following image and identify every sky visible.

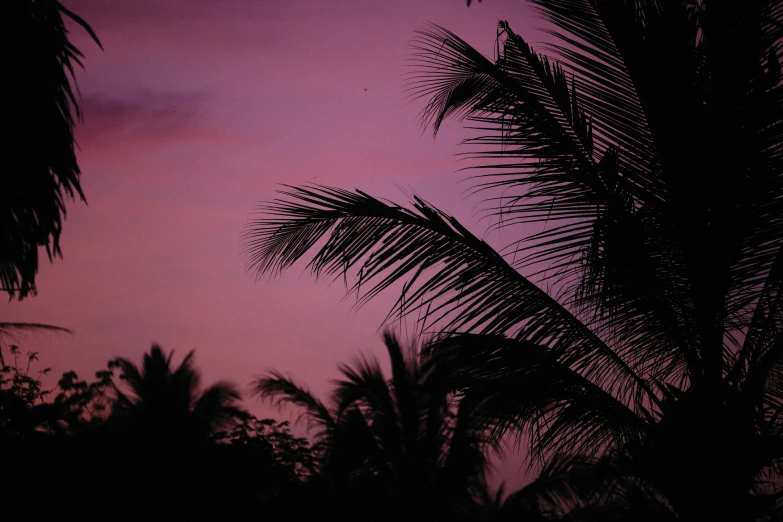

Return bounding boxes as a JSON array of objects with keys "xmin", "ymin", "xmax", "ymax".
[{"xmin": 1, "ymin": 0, "xmax": 542, "ymax": 488}]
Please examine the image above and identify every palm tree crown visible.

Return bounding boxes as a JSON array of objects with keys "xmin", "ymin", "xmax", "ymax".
[
  {"xmin": 113, "ymin": 345, "xmax": 241, "ymax": 447},
  {"xmin": 244, "ymin": 2, "xmax": 781, "ymax": 520},
  {"xmin": 253, "ymin": 331, "xmax": 498, "ymax": 519}
]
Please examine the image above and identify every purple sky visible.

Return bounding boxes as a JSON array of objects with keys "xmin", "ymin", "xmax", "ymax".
[{"xmin": 2, "ymin": 0, "xmax": 542, "ymax": 488}]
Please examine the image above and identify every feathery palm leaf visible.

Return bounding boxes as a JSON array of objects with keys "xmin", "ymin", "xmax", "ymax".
[
  {"xmin": 4, "ymin": 1, "xmax": 102, "ymax": 298},
  {"xmin": 0, "ymin": 323, "xmax": 70, "ymax": 336},
  {"xmin": 253, "ymin": 370, "xmax": 335, "ymax": 440},
  {"xmin": 409, "ymin": 21, "xmax": 697, "ymax": 388},
  {"xmin": 428, "ymin": 333, "xmax": 648, "ymax": 461},
  {"xmin": 245, "ymin": 185, "xmax": 652, "ymax": 407}
]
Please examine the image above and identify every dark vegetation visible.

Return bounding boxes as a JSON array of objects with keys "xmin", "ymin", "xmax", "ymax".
[
  {"xmin": 5, "ymin": 0, "xmax": 100, "ymax": 298},
  {"xmin": 3, "ymin": 0, "xmax": 781, "ymax": 520},
  {"xmin": 244, "ymin": 1, "xmax": 783, "ymax": 520},
  {"xmin": 1, "ymin": 340, "xmax": 497, "ymax": 520},
  {"xmin": 1, "ymin": 344, "xmax": 320, "ymax": 516}
]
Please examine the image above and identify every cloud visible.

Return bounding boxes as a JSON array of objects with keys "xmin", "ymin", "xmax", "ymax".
[
  {"xmin": 64, "ymin": 0, "xmax": 285, "ymax": 52},
  {"xmin": 77, "ymin": 89, "xmax": 225, "ymax": 147}
]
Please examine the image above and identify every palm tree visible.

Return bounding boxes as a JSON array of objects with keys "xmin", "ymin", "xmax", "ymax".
[
  {"xmin": 244, "ymin": 2, "xmax": 782, "ymax": 520},
  {"xmin": 4, "ymin": 1, "xmax": 101, "ymax": 298},
  {"xmin": 253, "ymin": 330, "xmax": 497, "ymax": 520},
  {"xmin": 112, "ymin": 345, "xmax": 241, "ymax": 447}
]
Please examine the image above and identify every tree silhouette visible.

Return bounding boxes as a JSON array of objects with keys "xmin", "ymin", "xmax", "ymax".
[
  {"xmin": 253, "ymin": 331, "xmax": 498, "ymax": 520},
  {"xmin": 0, "ymin": 344, "xmax": 61, "ymax": 446},
  {"xmin": 244, "ymin": 2, "xmax": 782, "ymax": 520},
  {"xmin": 4, "ymin": 346, "xmax": 315, "ymax": 518},
  {"xmin": 112, "ymin": 345, "xmax": 242, "ymax": 447},
  {"xmin": 4, "ymin": 0, "xmax": 101, "ymax": 298}
]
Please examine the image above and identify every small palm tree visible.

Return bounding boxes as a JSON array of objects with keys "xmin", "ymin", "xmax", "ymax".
[
  {"xmin": 4, "ymin": 0, "xmax": 101, "ymax": 298},
  {"xmin": 245, "ymin": 2, "xmax": 782, "ymax": 520},
  {"xmin": 112, "ymin": 345, "xmax": 241, "ymax": 447},
  {"xmin": 253, "ymin": 331, "xmax": 498, "ymax": 520}
]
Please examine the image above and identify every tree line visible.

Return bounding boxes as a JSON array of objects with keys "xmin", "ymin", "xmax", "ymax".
[{"xmin": 1, "ymin": 336, "xmax": 503, "ymax": 520}]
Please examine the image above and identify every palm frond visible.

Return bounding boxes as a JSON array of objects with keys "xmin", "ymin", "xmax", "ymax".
[
  {"xmin": 501, "ymin": 453, "xmax": 603, "ymax": 517},
  {"xmin": 58, "ymin": 2, "xmax": 103, "ymax": 51},
  {"xmin": 0, "ymin": 323, "xmax": 70, "ymax": 336},
  {"xmin": 382, "ymin": 330, "xmax": 420, "ymax": 460},
  {"xmin": 428, "ymin": 334, "xmax": 650, "ymax": 461},
  {"xmin": 737, "ymin": 248, "xmax": 782, "ymax": 415},
  {"xmin": 333, "ymin": 354, "xmax": 404, "ymax": 463},
  {"xmin": 531, "ymin": 1, "xmax": 782, "ymax": 383},
  {"xmin": 438, "ymin": 394, "xmax": 494, "ymax": 501},
  {"xmin": 193, "ymin": 381, "xmax": 242, "ymax": 432},
  {"xmin": 501, "ymin": 451, "xmax": 674, "ymax": 521},
  {"xmin": 408, "ymin": 23, "xmax": 694, "ymax": 386},
  {"xmin": 244, "ymin": 185, "xmax": 652, "ymax": 407},
  {"xmin": 251, "ymin": 370, "xmax": 335, "ymax": 438},
  {"xmin": 408, "ymin": 23, "xmax": 607, "ymax": 236},
  {"xmin": 171, "ymin": 349, "xmax": 201, "ymax": 407},
  {"xmin": 703, "ymin": 2, "xmax": 783, "ymax": 341},
  {"xmin": 528, "ymin": 0, "xmax": 660, "ymax": 196},
  {"xmin": 3, "ymin": 1, "xmax": 101, "ymax": 298},
  {"xmin": 327, "ymin": 403, "xmax": 387, "ymax": 479},
  {"xmin": 114, "ymin": 356, "xmax": 143, "ymax": 398}
]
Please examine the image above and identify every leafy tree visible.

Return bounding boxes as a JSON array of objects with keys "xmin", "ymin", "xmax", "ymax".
[
  {"xmin": 210, "ymin": 413, "xmax": 325, "ymax": 516},
  {"xmin": 0, "ymin": 344, "xmax": 57, "ymax": 443},
  {"xmin": 1, "ymin": 347, "xmax": 318, "ymax": 517},
  {"xmin": 214, "ymin": 413, "xmax": 319, "ymax": 481},
  {"xmin": 0, "ymin": 344, "xmax": 120, "ymax": 443},
  {"xmin": 112, "ymin": 344, "xmax": 242, "ymax": 447},
  {"xmin": 54, "ymin": 364, "xmax": 117, "ymax": 433},
  {"xmin": 244, "ymin": 2, "xmax": 782, "ymax": 520},
  {"xmin": 4, "ymin": 0, "xmax": 101, "ymax": 298},
  {"xmin": 253, "ymin": 331, "xmax": 498, "ymax": 520}
]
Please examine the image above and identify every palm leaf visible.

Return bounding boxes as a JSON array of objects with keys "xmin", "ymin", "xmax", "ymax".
[
  {"xmin": 244, "ymin": 185, "xmax": 653, "ymax": 408},
  {"xmin": 408, "ymin": 22, "xmax": 695, "ymax": 387},
  {"xmin": 3, "ymin": 1, "xmax": 101, "ymax": 298},
  {"xmin": 501, "ymin": 451, "xmax": 674, "ymax": 520},
  {"xmin": 193, "ymin": 382, "xmax": 242, "ymax": 432},
  {"xmin": 438, "ymin": 394, "xmax": 494, "ymax": 501},
  {"xmin": 333, "ymin": 354, "xmax": 402, "ymax": 463},
  {"xmin": 428, "ymin": 333, "xmax": 649, "ymax": 461},
  {"xmin": 327, "ymin": 403, "xmax": 387, "ymax": 479},
  {"xmin": 382, "ymin": 331, "xmax": 420, "ymax": 462},
  {"xmin": 532, "ymin": 1, "xmax": 783, "ymax": 381},
  {"xmin": 252, "ymin": 370, "xmax": 335, "ymax": 439},
  {"xmin": 528, "ymin": 0, "xmax": 660, "ymax": 194},
  {"xmin": 737, "ymin": 248, "xmax": 782, "ymax": 415},
  {"xmin": 0, "ymin": 322, "xmax": 70, "ymax": 336}
]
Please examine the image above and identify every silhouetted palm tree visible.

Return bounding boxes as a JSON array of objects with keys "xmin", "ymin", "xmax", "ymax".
[
  {"xmin": 244, "ymin": 2, "xmax": 782, "ymax": 520},
  {"xmin": 4, "ymin": 1, "xmax": 101, "ymax": 298},
  {"xmin": 253, "ymin": 331, "xmax": 497, "ymax": 520},
  {"xmin": 112, "ymin": 345, "xmax": 241, "ymax": 447}
]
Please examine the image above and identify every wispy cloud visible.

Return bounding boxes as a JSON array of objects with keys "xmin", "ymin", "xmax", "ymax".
[
  {"xmin": 77, "ymin": 89, "xmax": 230, "ymax": 147},
  {"xmin": 64, "ymin": 0, "xmax": 285, "ymax": 51}
]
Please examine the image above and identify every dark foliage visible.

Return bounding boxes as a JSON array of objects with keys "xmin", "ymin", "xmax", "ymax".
[
  {"xmin": 110, "ymin": 344, "xmax": 243, "ymax": 447},
  {"xmin": 3, "ymin": 0, "xmax": 101, "ymax": 298},
  {"xmin": 0, "ymin": 346, "xmax": 320, "ymax": 517},
  {"xmin": 245, "ymin": 2, "xmax": 783, "ymax": 520},
  {"xmin": 253, "ymin": 330, "xmax": 499, "ymax": 521}
]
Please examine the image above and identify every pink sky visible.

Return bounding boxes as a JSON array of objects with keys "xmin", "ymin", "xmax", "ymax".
[{"xmin": 2, "ymin": 0, "xmax": 541, "ymax": 488}]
